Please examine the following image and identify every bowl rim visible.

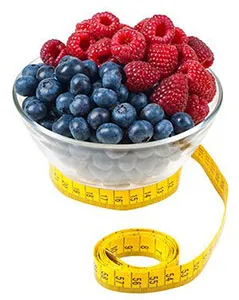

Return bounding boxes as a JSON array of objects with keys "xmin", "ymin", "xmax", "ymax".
[{"xmin": 13, "ymin": 64, "xmax": 223, "ymax": 150}]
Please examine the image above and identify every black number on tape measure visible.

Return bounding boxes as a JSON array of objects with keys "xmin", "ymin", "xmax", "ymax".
[
  {"xmin": 86, "ymin": 192, "xmax": 94, "ymax": 199},
  {"xmin": 62, "ymin": 180, "xmax": 68, "ymax": 189},
  {"xmin": 144, "ymin": 191, "xmax": 152, "ymax": 199},
  {"xmin": 110, "ymin": 246, "xmax": 118, "ymax": 253},
  {"xmin": 115, "ymin": 276, "xmax": 124, "ymax": 284},
  {"xmin": 149, "ymin": 276, "xmax": 158, "ymax": 284},
  {"xmin": 100, "ymin": 194, "xmax": 108, "ymax": 202},
  {"xmin": 157, "ymin": 186, "xmax": 164, "ymax": 194},
  {"xmin": 165, "ymin": 273, "xmax": 174, "ymax": 281},
  {"xmin": 115, "ymin": 197, "xmax": 123, "ymax": 203},
  {"xmin": 181, "ymin": 268, "xmax": 189, "ymax": 277},
  {"xmin": 73, "ymin": 187, "xmax": 80, "ymax": 195},
  {"xmin": 101, "ymin": 271, "xmax": 108, "ymax": 281},
  {"xmin": 124, "ymin": 245, "xmax": 133, "ymax": 250},
  {"xmin": 140, "ymin": 245, "xmax": 149, "ymax": 250},
  {"xmin": 193, "ymin": 262, "xmax": 200, "ymax": 271},
  {"xmin": 130, "ymin": 195, "xmax": 138, "ymax": 202},
  {"xmin": 132, "ymin": 278, "xmax": 142, "ymax": 285},
  {"xmin": 168, "ymin": 181, "xmax": 174, "ymax": 189}
]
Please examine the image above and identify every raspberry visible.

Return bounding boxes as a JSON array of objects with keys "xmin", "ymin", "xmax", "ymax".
[
  {"xmin": 177, "ymin": 43, "xmax": 198, "ymax": 64},
  {"xmin": 188, "ymin": 36, "xmax": 214, "ymax": 68},
  {"xmin": 75, "ymin": 19, "xmax": 92, "ymax": 32},
  {"xmin": 141, "ymin": 15, "xmax": 175, "ymax": 44},
  {"xmin": 124, "ymin": 61, "xmax": 160, "ymax": 92},
  {"xmin": 178, "ymin": 60, "xmax": 212, "ymax": 97},
  {"xmin": 40, "ymin": 39, "xmax": 67, "ymax": 67},
  {"xmin": 87, "ymin": 38, "xmax": 112, "ymax": 65},
  {"xmin": 111, "ymin": 28, "xmax": 146, "ymax": 64},
  {"xmin": 185, "ymin": 94, "xmax": 209, "ymax": 124},
  {"xmin": 134, "ymin": 18, "xmax": 150, "ymax": 32},
  {"xmin": 67, "ymin": 31, "xmax": 95, "ymax": 60},
  {"xmin": 172, "ymin": 27, "xmax": 189, "ymax": 44},
  {"xmin": 119, "ymin": 24, "xmax": 133, "ymax": 30},
  {"xmin": 150, "ymin": 73, "xmax": 188, "ymax": 115},
  {"xmin": 91, "ymin": 12, "xmax": 120, "ymax": 39},
  {"xmin": 146, "ymin": 43, "xmax": 178, "ymax": 77},
  {"xmin": 204, "ymin": 71, "xmax": 216, "ymax": 103}
]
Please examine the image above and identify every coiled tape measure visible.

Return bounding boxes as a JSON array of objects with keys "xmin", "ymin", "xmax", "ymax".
[{"xmin": 50, "ymin": 145, "xmax": 228, "ymax": 293}]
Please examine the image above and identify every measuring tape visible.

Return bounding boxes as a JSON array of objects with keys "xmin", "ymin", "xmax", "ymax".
[{"xmin": 50, "ymin": 145, "xmax": 228, "ymax": 293}]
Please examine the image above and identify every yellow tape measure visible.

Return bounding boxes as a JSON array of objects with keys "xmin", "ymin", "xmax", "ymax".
[{"xmin": 50, "ymin": 145, "xmax": 228, "ymax": 293}]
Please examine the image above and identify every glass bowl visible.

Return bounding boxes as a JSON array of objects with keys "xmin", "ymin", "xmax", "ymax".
[{"xmin": 13, "ymin": 59, "xmax": 223, "ymax": 190}]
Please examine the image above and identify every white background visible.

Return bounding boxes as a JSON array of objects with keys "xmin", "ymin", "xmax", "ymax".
[{"xmin": 0, "ymin": 0, "xmax": 238, "ymax": 299}]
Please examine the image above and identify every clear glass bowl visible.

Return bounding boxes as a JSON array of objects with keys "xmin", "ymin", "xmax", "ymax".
[{"xmin": 13, "ymin": 59, "xmax": 223, "ymax": 190}]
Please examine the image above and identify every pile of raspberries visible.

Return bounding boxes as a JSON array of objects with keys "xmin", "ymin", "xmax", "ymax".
[{"xmin": 40, "ymin": 12, "xmax": 216, "ymax": 125}]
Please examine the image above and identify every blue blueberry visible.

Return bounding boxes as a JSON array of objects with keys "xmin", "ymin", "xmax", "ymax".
[
  {"xmin": 52, "ymin": 114, "xmax": 73, "ymax": 137},
  {"xmin": 15, "ymin": 76, "xmax": 38, "ymax": 96},
  {"xmin": 87, "ymin": 108, "xmax": 110, "ymax": 130},
  {"xmin": 89, "ymin": 130, "xmax": 99, "ymax": 143},
  {"xmin": 69, "ymin": 117, "xmax": 90, "ymax": 141},
  {"xmin": 128, "ymin": 120, "xmax": 154, "ymax": 143},
  {"xmin": 36, "ymin": 65, "xmax": 55, "ymax": 81},
  {"xmin": 112, "ymin": 103, "xmax": 136, "ymax": 129},
  {"xmin": 96, "ymin": 123, "xmax": 123, "ymax": 144},
  {"xmin": 24, "ymin": 99, "xmax": 47, "ymax": 121},
  {"xmin": 55, "ymin": 56, "xmax": 84, "ymax": 83},
  {"xmin": 91, "ymin": 80, "xmax": 102, "ymax": 92},
  {"xmin": 153, "ymin": 120, "xmax": 174, "ymax": 140},
  {"xmin": 92, "ymin": 88, "xmax": 118, "ymax": 109},
  {"xmin": 140, "ymin": 103, "xmax": 164, "ymax": 125},
  {"xmin": 128, "ymin": 93, "xmax": 148, "ymax": 112},
  {"xmin": 69, "ymin": 94, "xmax": 90, "ymax": 117},
  {"xmin": 171, "ymin": 112, "xmax": 195, "ymax": 134},
  {"xmin": 102, "ymin": 70, "xmax": 122, "ymax": 91},
  {"xmin": 39, "ymin": 119, "xmax": 54, "ymax": 130},
  {"xmin": 117, "ymin": 85, "xmax": 129, "ymax": 103},
  {"xmin": 99, "ymin": 62, "xmax": 122, "ymax": 78},
  {"xmin": 83, "ymin": 60, "xmax": 98, "ymax": 80},
  {"xmin": 56, "ymin": 92, "xmax": 74, "ymax": 115},
  {"xmin": 69, "ymin": 73, "xmax": 91, "ymax": 95},
  {"xmin": 36, "ymin": 78, "xmax": 62, "ymax": 103},
  {"xmin": 22, "ymin": 96, "xmax": 36, "ymax": 110},
  {"xmin": 22, "ymin": 64, "xmax": 41, "ymax": 78}
]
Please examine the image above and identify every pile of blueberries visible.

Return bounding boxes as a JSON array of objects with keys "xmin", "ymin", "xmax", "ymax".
[{"xmin": 14, "ymin": 56, "xmax": 194, "ymax": 144}]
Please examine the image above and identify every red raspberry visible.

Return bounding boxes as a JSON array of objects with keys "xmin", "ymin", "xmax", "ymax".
[
  {"xmin": 204, "ymin": 71, "xmax": 216, "ymax": 103},
  {"xmin": 75, "ymin": 19, "xmax": 92, "ymax": 32},
  {"xmin": 91, "ymin": 12, "xmax": 120, "ymax": 39},
  {"xmin": 111, "ymin": 28, "xmax": 146, "ymax": 64},
  {"xmin": 40, "ymin": 39, "xmax": 67, "ymax": 67},
  {"xmin": 67, "ymin": 31, "xmax": 95, "ymax": 60},
  {"xmin": 188, "ymin": 36, "xmax": 214, "ymax": 68},
  {"xmin": 172, "ymin": 27, "xmax": 189, "ymax": 44},
  {"xmin": 119, "ymin": 24, "xmax": 133, "ymax": 30},
  {"xmin": 178, "ymin": 60, "xmax": 212, "ymax": 97},
  {"xmin": 124, "ymin": 61, "xmax": 160, "ymax": 92},
  {"xmin": 87, "ymin": 38, "xmax": 112, "ymax": 65},
  {"xmin": 185, "ymin": 94, "xmax": 209, "ymax": 124},
  {"xmin": 146, "ymin": 43, "xmax": 178, "ymax": 77},
  {"xmin": 134, "ymin": 18, "xmax": 150, "ymax": 32},
  {"xmin": 150, "ymin": 73, "xmax": 188, "ymax": 116},
  {"xmin": 141, "ymin": 15, "xmax": 175, "ymax": 44},
  {"xmin": 177, "ymin": 43, "xmax": 198, "ymax": 64}
]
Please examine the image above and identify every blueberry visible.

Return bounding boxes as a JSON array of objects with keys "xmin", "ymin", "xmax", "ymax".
[
  {"xmin": 39, "ymin": 119, "xmax": 54, "ymax": 130},
  {"xmin": 22, "ymin": 96, "xmax": 36, "ymax": 110},
  {"xmin": 117, "ymin": 85, "xmax": 129, "ymax": 103},
  {"xmin": 92, "ymin": 88, "xmax": 118, "ymax": 109},
  {"xmin": 91, "ymin": 80, "xmax": 102, "ymax": 92},
  {"xmin": 128, "ymin": 93, "xmax": 148, "ymax": 112},
  {"xmin": 69, "ymin": 94, "xmax": 90, "ymax": 117},
  {"xmin": 112, "ymin": 103, "xmax": 136, "ymax": 129},
  {"xmin": 36, "ymin": 78, "xmax": 62, "ymax": 103},
  {"xmin": 24, "ymin": 100, "xmax": 47, "ymax": 121},
  {"xmin": 171, "ymin": 112, "xmax": 195, "ymax": 134},
  {"xmin": 128, "ymin": 120, "xmax": 154, "ymax": 143},
  {"xmin": 140, "ymin": 103, "xmax": 164, "ymax": 125},
  {"xmin": 153, "ymin": 120, "xmax": 174, "ymax": 140},
  {"xmin": 22, "ymin": 64, "xmax": 41, "ymax": 78},
  {"xmin": 52, "ymin": 114, "xmax": 73, "ymax": 137},
  {"xmin": 36, "ymin": 65, "xmax": 55, "ymax": 81},
  {"xmin": 83, "ymin": 60, "xmax": 98, "ymax": 80},
  {"xmin": 69, "ymin": 73, "xmax": 91, "ymax": 95},
  {"xmin": 87, "ymin": 107, "xmax": 110, "ymax": 130},
  {"xmin": 69, "ymin": 117, "xmax": 90, "ymax": 140},
  {"xmin": 89, "ymin": 130, "xmax": 99, "ymax": 143},
  {"xmin": 102, "ymin": 70, "xmax": 122, "ymax": 91},
  {"xmin": 55, "ymin": 56, "xmax": 84, "ymax": 83},
  {"xmin": 99, "ymin": 62, "xmax": 122, "ymax": 78},
  {"xmin": 96, "ymin": 123, "xmax": 123, "ymax": 144},
  {"xmin": 56, "ymin": 92, "xmax": 74, "ymax": 115},
  {"xmin": 15, "ymin": 76, "xmax": 38, "ymax": 96}
]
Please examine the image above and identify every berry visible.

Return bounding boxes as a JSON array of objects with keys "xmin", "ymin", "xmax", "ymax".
[
  {"xmin": 75, "ymin": 19, "xmax": 92, "ymax": 32},
  {"xmin": 87, "ymin": 38, "xmax": 112, "ymax": 65},
  {"xmin": 69, "ymin": 94, "xmax": 91, "ymax": 117},
  {"xmin": 102, "ymin": 70, "xmax": 122, "ymax": 91},
  {"xmin": 92, "ymin": 88, "xmax": 118, "ymax": 109},
  {"xmin": 91, "ymin": 80, "xmax": 102, "ymax": 92},
  {"xmin": 153, "ymin": 119, "xmax": 174, "ymax": 140},
  {"xmin": 55, "ymin": 56, "xmax": 84, "ymax": 84},
  {"xmin": 185, "ymin": 94, "xmax": 209, "ymax": 124},
  {"xmin": 24, "ymin": 99, "xmax": 47, "ymax": 121},
  {"xmin": 96, "ymin": 123, "xmax": 123, "ymax": 144},
  {"xmin": 171, "ymin": 27, "xmax": 188, "ymax": 45},
  {"xmin": 36, "ymin": 78, "xmax": 62, "ymax": 103},
  {"xmin": 82, "ymin": 60, "xmax": 98, "ymax": 79},
  {"xmin": 36, "ymin": 65, "xmax": 55, "ymax": 81},
  {"xmin": 15, "ymin": 76, "xmax": 38, "ymax": 96},
  {"xmin": 141, "ymin": 15, "xmax": 175, "ymax": 44},
  {"xmin": 177, "ymin": 44, "xmax": 198, "ymax": 65},
  {"xmin": 22, "ymin": 64, "xmax": 41, "ymax": 78},
  {"xmin": 188, "ymin": 36, "xmax": 214, "ymax": 68},
  {"xmin": 69, "ymin": 73, "xmax": 91, "ymax": 95},
  {"xmin": 204, "ymin": 71, "xmax": 216, "ymax": 103},
  {"xmin": 69, "ymin": 117, "xmax": 90, "ymax": 141},
  {"xmin": 52, "ymin": 114, "xmax": 73, "ymax": 137},
  {"xmin": 150, "ymin": 73, "xmax": 188, "ymax": 116},
  {"xmin": 117, "ymin": 85, "xmax": 129, "ymax": 103},
  {"xmin": 124, "ymin": 61, "xmax": 160, "ymax": 92},
  {"xmin": 134, "ymin": 18, "xmax": 150, "ymax": 32},
  {"xmin": 66, "ymin": 31, "xmax": 95, "ymax": 60},
  {"xmin": 56, "ymin": 92, "xmax": 74, "ymax": 115},
  {"xmin": 87, "ymin": 107, "xmax": 110, "ymax": 130},
  {"xmin": 99, "ymin": 61, "xmax": 123, "ymax": 78},
  {"xmin": 40, "ymin": 39, "xmax": 67, "ymax": 67},
  {"xmin": 39, "ymin": 119, "xmax": 54, "ymax": 130},
  {"xmin": 112, "ymin": 103, "xmax": 137, "ymax": 128},
  {"xmin": 91, "ymin": 12, "xmax": 120, "ymax": 39},
  {"xmin": 89, "ymin": 130, "xmax": 99, "ymax": 143},
  {"xmin": 146, "ymin": 43, "xmax": 178, "ymax": 77},
  {"xmin": 22, "ymin": 96, "xmax": 36, "ymax": 110},
  {"xmin": 140, "ymin": 103, "xmax": 164, "ymax": 125},
  {"xmin": 128, "ymin": 93, "xmax": 148, "ymax": 112},
  {"xmin": 171, "ymin": 112, "xmax": 194, "ymax": 134},
  {"xmin": 111, "ymin": 28, "xmax": 146, "ymax": 64},
  {"xmin": 128, "ymin": 120, "xmax": 153, "ymax": 143}
]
